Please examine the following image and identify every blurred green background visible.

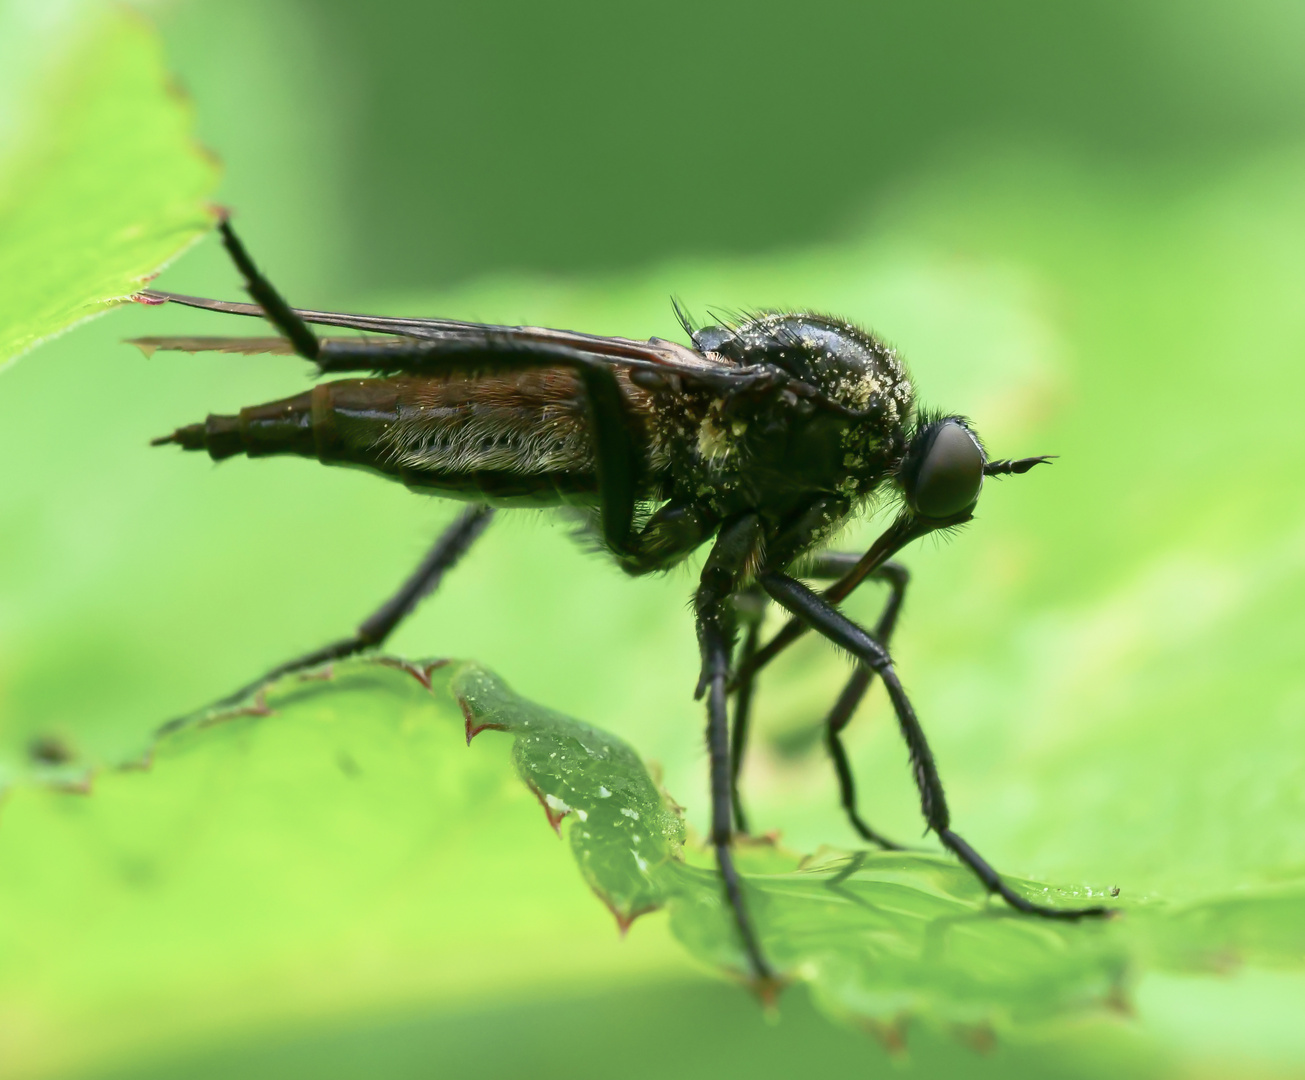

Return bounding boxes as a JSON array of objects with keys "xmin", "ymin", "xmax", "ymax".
[{"xmin": 2, "ymin": 0, "xmax": 1304, "ymax": 1076}]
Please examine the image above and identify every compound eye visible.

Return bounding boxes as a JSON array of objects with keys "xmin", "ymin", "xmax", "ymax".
[{"xmin": 911, "ymin": 420, "xmax": 984, "ymax": 519}]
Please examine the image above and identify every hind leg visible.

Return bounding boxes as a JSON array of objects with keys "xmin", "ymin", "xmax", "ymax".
[
  {"xmin": 161, "ymin": 504, "xmax": 494, "ymax": 730},
  {"xmin": 215, "ymin": 218, "xmax": 643, "ymax": 557}
]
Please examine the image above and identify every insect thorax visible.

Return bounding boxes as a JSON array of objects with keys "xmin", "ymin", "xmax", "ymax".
[{"xmin": 646, "ymin": 314, "xmax": 916, "ymax": 525}]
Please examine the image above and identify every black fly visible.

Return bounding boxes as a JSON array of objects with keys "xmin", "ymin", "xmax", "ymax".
[{"xmin": 136, "ymin": 216, "xmax": 1111, "ymax": 990}]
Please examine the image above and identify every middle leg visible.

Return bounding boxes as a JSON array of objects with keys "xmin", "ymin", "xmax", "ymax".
[
  {"xmin": 728, "ymin": 586, "xmax": 766, "ymax": 835},
  {"xmin": 695, "ymin": 514, "xmax": 774, "ymax": 985}
]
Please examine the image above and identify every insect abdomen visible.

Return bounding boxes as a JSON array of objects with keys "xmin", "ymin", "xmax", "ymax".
[
  {"xmin": 158, "ymin": 389, "xmax": 316, "ymax": 460},
  {"xmin": 154, "ymin": 372, "xmax": 639, "ymax": 507},
  {"xmin": 155, "ymin": 380, "xmax": 395, "ymax": 463}
]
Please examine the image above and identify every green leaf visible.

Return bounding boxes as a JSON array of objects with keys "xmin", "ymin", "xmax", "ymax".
[
  {"xmin": 453, "ymin": 663, "xmax": 685, "ymax": 929},
  {"xmin": 453, "ymin": 661, "xmax": 1129, "ymax": 1021},
  {"xmin": 0, "ymin": 658, "xmax": 687, "ymax": 1079},
  {"xmin": 14, "ymin": 653, "xmax": 1298, "ymax": 1073},
  {"xmin": 0, "ymin": 2, "xmax": 219, "ymax": 370},
  {"xmin": 450, "ymin": 661, "xmax": 1305, "ymax": 1032}
]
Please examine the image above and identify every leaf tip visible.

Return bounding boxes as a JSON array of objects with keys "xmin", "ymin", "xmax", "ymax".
[
  {"xmin": 860, "ymin": 1016, "xmax": 909, "ymax": 1057},
  {"xmin": 602, "ymin": 898, "xmax": 661, "ymax": 937},
  {"xmin": 955, "ymin": 1022, "xmax": 997, "ymax": 1055},
  {"xmin": 525, "ymin": 782, "xmax": 570, "ymax": 836},
  {"xmin": 376, "ymin": 656, "xmax": 447, "ymax": 690},
  {"xmin": 52, "ymin": 772, "xmax": 96, "ymax": 796},
  {"xmin": 457, "ymin": 693, "xmax": 507, "ymax": 746}
]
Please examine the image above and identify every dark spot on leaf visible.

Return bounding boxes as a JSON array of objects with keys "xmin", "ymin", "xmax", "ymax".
[{"xmin": 28, "ymin": 734, "xmax": 74, "ymax": 765}]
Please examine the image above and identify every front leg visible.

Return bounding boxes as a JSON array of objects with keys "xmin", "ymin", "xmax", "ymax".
[
  {"xmin": 732, "ymin": 511, "xmax": 930, "ymax": 687},
  {"xmin": 808, "ymin": 554, "xmax": 910, "ymax": 851},
  {"xmin": 695, "ymin": 514, "xmax": 775, "ymax": 986},
  {"xmin": 760, "ymin": 571, "xmax": 1111, "ymax": 921}
]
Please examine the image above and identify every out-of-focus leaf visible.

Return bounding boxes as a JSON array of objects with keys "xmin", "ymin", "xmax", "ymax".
[{"xmin": 0, "ymin": 3, "xmax": 218, "ymax": 370}]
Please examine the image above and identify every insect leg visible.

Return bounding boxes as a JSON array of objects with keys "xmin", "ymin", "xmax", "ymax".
[
  {"xmin": 730, "ymin": 512, "xmax": 930, "ymax": 690},
  {"xmin": 807, "ymin": 555, "xmax": 910, "ymax": 851},
  {"xmin": 165, "ymin": 219, "xmax": 644, "ymax": 552},
  {"xmin": 695, "ymin": 515, "xmax": 775, "ymax": 984},
  {"xmin": 615, "ymin": 502, "xmax": 719, "ymax": 576},
  {"xmin": 572, "ymin": 365, "xmax": 637, "ymax": 555},
  {"xmin": 216, "ymin": 218, "xmax": 321, "ymax": 360},
  {"xmin": 166, "ymin": 505, "xmax": 494, "ymax": 724},
  {"xmin": 728, "ymin": 587, "xmax": 766, "ymax": 834},
  {"xmin": 730, "ymin": 551, "xmax": 908, "ymax": 848},
  {"xmin": 758, "ymin": 571, "xmax": 1111, "ymax": 920}
]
